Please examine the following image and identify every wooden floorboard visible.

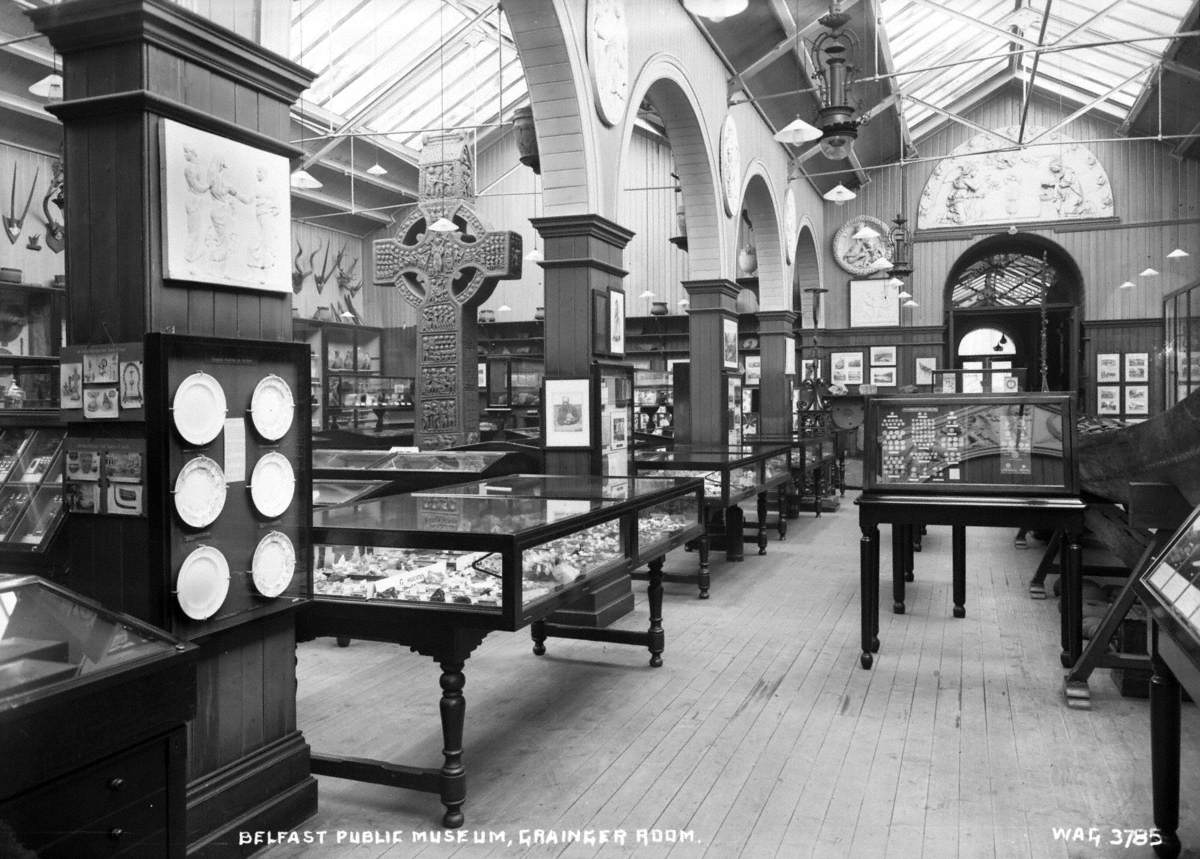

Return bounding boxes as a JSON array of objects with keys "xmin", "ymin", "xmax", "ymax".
[{"xmin": 261, "ymin": 492, "xmax": 1200, "ymax": 858}]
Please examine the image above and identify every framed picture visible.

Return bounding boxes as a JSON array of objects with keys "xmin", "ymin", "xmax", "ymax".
[
  {"xmin": 784, "ymin": 337, "xmax": 796, "ymax": 376},
  {"xmin": 914, "ymin": 357, "xmax": 936, "ymax": 385},
  {"xmin": 1125, "ymin": 385, "xmax": 1149, "ymax": 415},
  {"xmin": 545, "ymin": 378, "xmax": 591, "ymax": 447},
  {"xmin": 160, "ymin": 118, "xmax": 291, "ymax": 293},
  {"xmin": 610, "ymin": 412, "xmax": 628, "ymax": 449},
  {"xmin": 801, "ymin": 358, "xmax": 820, "ymax": 382},
  {"xmin": 744, "ymin": 355, "xmax": 761, "ymax": 385},
  {"xmin": 1125, "ymin": 352, "xmax": 1149, "ymax": 383},
  {"xmin": 477, "ymin": 362, "xmax": 487, "ymax": 388},
  {"xmin": 60, "ymin": 362, "xmax": 82, "ymax": 409},
  {"xmin": 848, "ymin": 279, "xmax": 900, "ymax": 328},
  {"xmin": 870, "ymin": 367, "xmax": 897, "ymax": 386},
  {"xmin": 1097, "ymin": 385, "xmax": 1121, "ymax": 415},
  {"xmin": 592, "ymin": 291, "xmax": 610, "ymax": 357},
  {"xmin": 83, "ymin": 349, "xmax": 118, "ymax": 384},
  {"xmin": 722, "ymin": 317, "xmax": 738, "ymax": 370},
  {"xmin": 119, "ymin": 360, "xmax": 144, "ymax": 410},
  {"xmin": 830, "ymin": 351, "xmax": 863, "ymax": 386},
  {"xmin": 83, "ymin": 387, "xmax": 119, "ymax": 419},
  {"xmin": 870, "ymin": 345, "xmax": 896, "ymax": 366},
  {"xmin": 608, "ymin": 288, "xmax": 625, "ymax": 356},
  {"xmin": 1096, "ymin": 353, "xmax": 1121, "ymax": 383}
]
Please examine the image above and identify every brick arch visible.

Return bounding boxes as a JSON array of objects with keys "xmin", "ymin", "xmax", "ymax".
[
  {"xmin": 504, "ymin": 0, "xmax": 599, "ymax": 215},
  {"xmin": 739, "ymin": 164, "xmax": 785, "ymax": 310},
  {"xmin": 792, "ymin": 214, "xmax": 823, "ymax": 319},
  {"xmin": 614, "ymin": 53, "xmax": 724, "ymax": 279}
]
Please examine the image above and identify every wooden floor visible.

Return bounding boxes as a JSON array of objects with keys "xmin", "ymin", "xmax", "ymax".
[{"xmin": 265, "ymin": 490, "xmax": 1200, "ymax": 858}]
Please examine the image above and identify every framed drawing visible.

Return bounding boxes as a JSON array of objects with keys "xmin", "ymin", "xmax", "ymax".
[
  {"xmin": 870, "ymin": 345, "xmax": 896, "ymax": 366},
  {"xmin": 914, "ymin": 356, "xmax": 936, "ymax": 385},
  {"xmin": 830, "ymin": 352, "xmax": 863, "ymax": 386},
  {"xmin": 608, "ymin": 288, "xmax": 625, "ymax": 355},
  {"xmin": 160, "ymin": 118, "xmax": 291, "ymax": 293},
  {"xmin": 722, "ymin": 317, "xmax": 738, "ymax": 370},
  {"xmin": 801, "ymin": 358, "xmax": 819, "ymax": 382},
  {"xmin": 1096, "ymin": 353, "xmax": 1121, "ymax": 383},
  {"xmin": 744, "ymin": 355, "xmax": 761, "ymax": 385},
  {"xmin": 545, "ymin": 378, "xmax": 592, "ymax": 447},
  {"xmin": 1125, "ymin": 385, "xmax": 1149, "ymax": 415},
  {"xmin": 870, "ymin": 367, "xmax": 896, "ymax": 387},
  {"xmin": 592, "ymin": 291, "xmax": 610, "ymax": 357},
  {"xmin": 1125, "ymin": 352, "xmax": 1149, "ymax": 383},
  {"xmin": 848, "ymin": 279, "xmax": 900, "ymax": 328},
  {"xmin": 1097, "ymin": 385, "xmax": 1121, "ymax": 415}
]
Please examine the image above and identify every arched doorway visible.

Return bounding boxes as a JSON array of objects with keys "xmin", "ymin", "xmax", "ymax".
[{"xmin": 945, "ymin": 233, "xmax": 1083, "ymax": 393}]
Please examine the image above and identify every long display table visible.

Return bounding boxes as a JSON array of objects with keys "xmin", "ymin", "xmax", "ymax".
[{"xmin": 297, "ymin": 475, "xmax": 704, "ymax": 828}]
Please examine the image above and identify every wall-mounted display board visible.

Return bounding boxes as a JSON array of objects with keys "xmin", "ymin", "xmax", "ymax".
[
  {"xmin": 593, "ymin": 361, "xmax": 634, "ymax": 477},
  {"xmin": 144, "ymin": 334, "xmax": 311, "ymax": 639},
  {"xmin": 864, "ymin": 393, "xmax": 1076, "ymax": 496}
]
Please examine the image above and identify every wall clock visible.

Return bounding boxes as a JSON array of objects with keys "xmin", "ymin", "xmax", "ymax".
[
  {"xmin": 587, "ymin": 0, "xmax": 629, "ymax": 127},
  {"xmin": 832, "ymin": 215, "xmax": 895, "ymax": 276},
  {"xmin": 719, "ymin": 114, "xmax": 740, "ymax": 217}
]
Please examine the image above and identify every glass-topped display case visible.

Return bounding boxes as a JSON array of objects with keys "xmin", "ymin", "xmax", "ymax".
[
  {"xmin": 326, "ymin": 374, "xmax": 414, "ymax": 432},
  {"xmin": 1136, "ymin": 505, "xmax": 1200, "ymax": 653},
  {"xmin": 633, "ymin": 370, "xmax": 673, "ymax": 436},
  {"xmin": 312, "ymin": 479, "xmax": 391, "ymax": 508},
  {"xmin": 864, "ymin": 392, "xmax": 1077, "ymax": 495},
  {"xmin": 0, "ymin": 426, "xmax": 65, "ymax": 557},
  {"xmin": 633, "ymin": 443, "xmax": 790, "ymax": 508},
  {"xmin": 312, "ymin": 447, "xmax": 535, "ymax": 493}
]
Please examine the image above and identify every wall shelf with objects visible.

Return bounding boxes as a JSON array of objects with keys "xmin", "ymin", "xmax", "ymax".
[
  {"xmin": 293, "ymin": 318, "xmax": 383, "ymax": 432},
  {"xmin": 633, "ymin": 369, "xmax": 673, "ymax": 437}
]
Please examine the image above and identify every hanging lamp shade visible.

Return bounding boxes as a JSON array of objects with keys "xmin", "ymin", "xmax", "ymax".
[
  {"xmin": 639, "ymin": 289, "xmax": 655, "ymax": 299},
  {"xmin": 28, "ymin": 73, "xmax": 62, "ymax": 100},
  {"xmin": 683, "ymin": 0, "xmax": 748, "ymax": 22},
  {"xmin": 1168, "ymin": 248, "xmax": 1190, "ymax": 259},
  {"xmin": 897, "ymin": 290, "xmax": 912, "ymax": 300},
  {"xmin": 497, "ymin": 303, "xmax": 511, "ymax": 313},
  {"xmin": 429, "ymin": 217, "xmax": 458, "ymax": 233},
  {"xmin": 289, "ymin": 169, "xmax": 322, "ymax": 190},
  {"xmin": 902, "ymin": 299, "xmax": 919, "ymax": 308},
  {"xmin": 1118, "ymin": 280, "xmax": 1136, "ymax": 289},
  {"xmin": 366, "ymin": 162, "xmax": 388, "ymax": 176},
  {"xmin": 524, "ymin": 246, "xmax": 544, "ymax": 263},
  {"xmin": 852, "ymin": 224, "xmax": 881, "ymax": 241},
  {"xmin": 886, "ymin": 277, "xmax": 905, "ymax": 288},
  {"xmin": 1139, "ymin": 266, "xmax": 1159, "ymax": 277},
  {"xmin": 774, "ymin": 116, "xmax": 823, "ymax": 144},
  {"xmin": 868, "ymin": 256, "xmax": 894, "ymax": 273},
  {"xmin": 822, "ymin": 183, "xmax": 856, "ymax": 204}
]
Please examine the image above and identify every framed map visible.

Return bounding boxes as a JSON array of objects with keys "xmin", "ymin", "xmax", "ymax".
[{"xmin": 849, "ymin": 279, "xmax": 900, "ymax": 328}]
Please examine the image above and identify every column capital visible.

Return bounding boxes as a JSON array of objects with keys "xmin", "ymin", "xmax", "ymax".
[
  {"xmin": 757, "ymin": 310, "xmax": 798, "ymax": 334},
  {"xmin": 532, "ymin": 214, "xmax": 635, "ymax": 249},
  {"xmin": 682, "ymin": 279, "xmax": 739, "ymax": 312}
]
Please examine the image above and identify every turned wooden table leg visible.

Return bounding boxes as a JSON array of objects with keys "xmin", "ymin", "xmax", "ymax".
[
  {"xmin": 757, "ymin": 492, "xmax": 768, "ymax": 555},
  {"xmin": 814, "ymin": 468, "xmax": 823, "ymax": 518},
  {"xmin": 776, "ymin": 488, "xmax": 788, "ymax": 540},
  {"xmin": 904, "ymin": 524, "xmax": 915, "ymax": 583},
  {"xmin": 438, "ymin": 661, "xmax": 467, "ymax": 829},
  {"xmin": 860, "ymin": 524, "xmax": 879, "ymax": 668},
  {"xmin": 1061, "ymin": 528, "xmax": 1084, "ymax": 669},
  {"xmin": 892, "ymin": 525, "xmax": 907, "ymax": 614},
  {"xmin": 698, "ymin": 533, "xmax": 711, "ymax": 599},
  {"xmin": 531, "ymin": 619, "xmax": 547, "ymax": 656},
  {"xmin": 647, "ymin": 557, "xmax": 665, "ymax": 667},
  {"xmin": 952, "ymin": 525, "xmax": 966, "ymax": 618},
  {"xmin": 727, "ymin": 505, "xmax": 745, "ymax": 562},
  {"xmin": 1150, "ymin": 636, "xmax": 1182, "ymax": 859}
]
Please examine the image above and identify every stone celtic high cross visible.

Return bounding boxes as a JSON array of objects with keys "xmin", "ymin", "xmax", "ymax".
[{"xmin": 374, "ymin": 132, "xmax": 522, "ymax": 449}]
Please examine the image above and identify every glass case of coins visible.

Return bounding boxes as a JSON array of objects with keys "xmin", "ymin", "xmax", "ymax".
[
  {"xmin": 863, "ymin": 393, "xmax": 1077, "ymax": 495},
  {"xmin": 633, "ymin": 444, "xmax": 791, "ymax": 508},
  {"xmin": 310, "ymin": 487, "xmax": 674, "ymax": 630}
]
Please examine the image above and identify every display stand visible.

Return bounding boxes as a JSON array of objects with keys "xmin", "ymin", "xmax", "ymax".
[{"xmin": 299, "ymin": 475, "xmax": 703, "ymax": 827}]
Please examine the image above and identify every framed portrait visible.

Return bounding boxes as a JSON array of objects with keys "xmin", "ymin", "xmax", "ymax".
[
  {"xmin": 592, "ymin": 291, "xmax": 610, "ymax": 357},
  {"xmin": 1125, "ymin": 385, "xmax": 1149, "ymax": 415},
  {"xmin": 608, "ymin": 288, "xmax": 625, "ymax": 356},
  {"xmin": 722, "ymin": 317, "xmax": 738, "ymax": 370},
  {"xmin": 1096, "ymin": 353, "xmax": 1121, "ymax": 383},
  {"xmin": 914, "ymin": 356, "xmax": 936, "ymax": 385},
  {"xmin": 870, "ymin": 345, "xmax": 896, "ymax": 366},
  {"xmin": 1096, "ymin": 385, "xmax": 1121, "ymax": 415},
  {"xmin": 160, "ymin": 118, "xmax": 291, "ymax": 293},
  {"xmin": 544, "ymin": 378, "xmax": 591, "ymax": 448},
  {"xmin": 848, "ymin": 279, "xmax": 900, "ymax": 328},
  {"xmin": 1125, "ymin": 352, "xmax": 1149, "ymax": 383},
  {"xmin": 870, "ymin": 367, "xmax": 897, "ymax": 387},
  {"xmin": 830, "ymin": 351, "xmax": 863, "ymax": 386}
]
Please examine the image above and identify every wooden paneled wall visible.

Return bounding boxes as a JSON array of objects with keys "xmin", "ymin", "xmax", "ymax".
[
  {"xmin": 1082, "ymin": 317, "xmax": 1163, "ymax": 415},
  {"xmin": 814, "ymin": 326, "xmax": 946, "ymax": 391},
  {"xmin": 821, "ymin": 86, "xmax": 1200, "ymax": 329},
  {"xmin": 289, "ymin": 222, "xmax": 376, "ymax": 324},
  {"xmin": 0, "ymin": 142, "xmax": 65, "ymax": 289}
]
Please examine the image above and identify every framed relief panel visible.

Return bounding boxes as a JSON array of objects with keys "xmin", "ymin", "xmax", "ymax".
[
  {"xmin": 160, "ymin": 119, "xmax": 291, "ymax": 293},
  {"xmin": 849, "ymin": 280, "xmax": 900, "ymax": 328}
]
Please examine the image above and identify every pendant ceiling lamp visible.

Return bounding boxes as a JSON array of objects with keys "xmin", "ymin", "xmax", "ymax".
[
  {"xmin": 774, "ymin": 116, "xmax": 823, "ymax": 144},
  {"xmin": 28, "ymin": 73, "xmax": 62, "ymax": 101},
  {"xmin": 1140, "ymin": 265, "xmax": 1159, "ymax": 277},
  {"xmin": 1118, "ymin": 280, "xmax": 1135, "ymax": 289},
  {"xmin": 289, "ymin": 169, "xmax": 322, "ymax": 190},
  {"xmin": 808, "ymin": 3, "xmax": 865, "ymax": 162},
  {"xmin": 1168, "ymin": 248, "xmax": 1190, "ymax": 259},
  {"xmin": 366, "ymin": 162, "xmax": 387, "ymax": 176},
  {"xmin": 683, "ymin": 0, "xmax": 748, "ymax": 23},
  {"xmin": 851, "ymin": 224, "xmax": 880, "ymax": 240},
  {"xmin": 822, "ymin": 183, "xmax": 856, "ymax": 204}
]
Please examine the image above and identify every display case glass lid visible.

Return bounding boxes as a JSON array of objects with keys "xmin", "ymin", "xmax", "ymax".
[
  {"xmin": 414, "ymin": 474, "xmax": 701, "ymax": 502},
  {"xmin": 0, "ymin": 574, "xmax": 187, "ymax": 711},
  {"xmin": 370, "ymin": 450, "xmax": 508, "ymax": 472},
  {"xmin": 312, "ymin": 479, "xmax": 391, "ymax": 508},
  {"xmin": 311, "ymin": 449, "xmax": 390, "ymax": 470},
  {"xmin": 636, "ymin": 443, "xmax": 785, "ymax": 466},
  {"xmin": 314, "ymin": 492, "xmax": 614, "ymax": 536}
]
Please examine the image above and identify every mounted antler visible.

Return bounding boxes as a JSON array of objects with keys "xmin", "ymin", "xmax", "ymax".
[
  {"xmin": 311, "ymin": 241, "xmax": 334, "ymax": 294},
  {"xmin": 42, "ymin": 161, "xmax": 64, "ymax": 253},
  {"xmin": 292, "ymin": 240, "xmax": 310, "ymax": 294},
  {"xmin": 4, "ymin": 164, "xmax": 39, "ymax": 245},
  {"xmin": 336, "ymin": 244, "xmax": 360, "ymax": 294}
]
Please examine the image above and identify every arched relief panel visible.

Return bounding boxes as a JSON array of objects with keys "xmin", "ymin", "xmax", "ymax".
[
  {"xmin": 504, "ymin": 0, "xmax": 599, "ymax": 215},
  {"xmin": 738, "ymin": 165, "xmax": 784, "ymax": 310},
  {"xmin": 615, "ymin": 54, "xmax": 724, "ymax": 282},
  {"xmin": 793, "ymin": 215, "xmax": 822, "ymax": 323}
]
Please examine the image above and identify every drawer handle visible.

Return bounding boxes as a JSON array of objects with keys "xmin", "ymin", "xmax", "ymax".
[
  {"xmin": 108, "ymin": 828, "xmax": 124, "ymax": 841},
  {"xmin": 107, "ymin": 777, "xmax": 126, "ymax": 791}
]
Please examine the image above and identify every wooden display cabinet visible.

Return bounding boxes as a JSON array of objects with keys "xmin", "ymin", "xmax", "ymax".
[
  {"xmin": 293, "ymin": 318, "xmax": 383, "ymax": 431},
  {"xmin": 633, "ymin": 369, "xmax": 673, "ymax": 437}
]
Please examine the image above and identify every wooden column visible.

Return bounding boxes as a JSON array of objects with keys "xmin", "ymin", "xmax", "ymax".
[
  {"xmin": 533, "ymin": 213, "xmax": 634, "ymax": 475},
  {"xmin": 757, "ymin": 310, "xmax": 797, "ymax": 441},
  {"xmin": 682, "ymin": 279, "xmax": 739, "ymax": 446},
  {"xmin": 30, "ymin": 1, "xmax": 317, "ymax": 854}
]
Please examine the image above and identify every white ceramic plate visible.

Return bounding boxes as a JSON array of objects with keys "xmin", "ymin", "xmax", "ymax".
[
  {"xmin": 250, "ymin": 451, "xmax": 294, "ymax": 518},
  {"xmin": 176, "ymin": 545, "xmax": 230, "ymax": 620},
  {"xmin": 251, "ymin": 531, "xmax": 296, "ymax": 598},
  {"xmin": 249, "ymin": 374, "xmax": 295, "ymax": 441},
  {"xmin": 174, "ymin": 455, "xmax": 227, "ymax": 528},
  {"xmin": 173, "ymin": 372, "xmax": 227, "ymax": 446}
]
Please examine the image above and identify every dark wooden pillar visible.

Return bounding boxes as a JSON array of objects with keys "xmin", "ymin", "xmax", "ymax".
[
  {"xmin": 757, "ymin": 310, "xmax": 797, "ymax": 441},
  {"xmin": 533, "ymin": 214, "xmax": 634, "ymax": 476},
  {"xmin": 682, "ymin": 279, "xmax": 739, "ymax": 446},
  {"xmin": 30, "ymin": 1, "xmax": 317, "ymax": 854}
]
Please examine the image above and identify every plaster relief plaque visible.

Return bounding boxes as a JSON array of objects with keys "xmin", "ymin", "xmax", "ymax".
[
  {"xmin": 783, "ymin": 188, "xmax": 798, "ymax": 264},
  {"xmin": 719, "ymin": 114, "xmax": 740, "ymax": 218},
  {"xmin": 918, "ymin": 127, "xmax": 1114, "ymax": 230},
  {"xmin": 833, "ymin": 215, "xmax": 894, "ymax": 277},
  {"xmin": 588, "ymin": 0, "xmax": 629, "ymax": 127}
]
